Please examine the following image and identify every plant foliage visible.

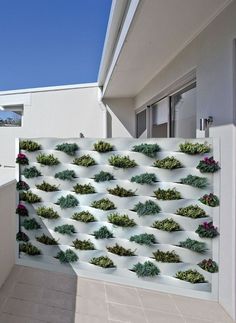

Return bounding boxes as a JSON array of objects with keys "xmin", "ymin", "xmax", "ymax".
[
  {"xmin": 197, "ymin": 157, "xmax": 220, "ymax": 173},
  {"xmin": 132, "ymin": 143, "xmax": 160, "ymax": 157},
  {"xmin": 152, "ymin": 218, "xmax": 181, "ymax": 232},
  {"xmin": 176, "ymin": 205, "xmax": 207, "ymax": 219},
  {"xmin": 175, "ymin": 270, "xmax": 206, "ymax": 284},
  {"xmin": 195, "ymin": 222, "xmax": 219, "ymax": 238},
  {"xmin": 36, "ymin": 206, "xmax": 59, "ymax": 219},
  {"xmin": 198, "ymin": 259, "xmax": 218, "ymax": 273},
  {"xmin": 22, "ymin": 166, "xmax": 41, "ymax": 178},
  {"xmin": 132, "ymin": 261, "xmax": 159, "ymax": 277},
  {"xmin": 199, "ymin": 193, "xmax": 219, "ymax": 207},
  {"xmin": 108, "ymin": 155, "xmax": 137, "ymax": 168},
  {"xmin": 107, "ymin": 243, "xmax": 136, "ymax": 256},
  {"xmin": 93, "ymin": 226, "xmax": 114, "ymax": 239},
  {"xmin": 179, "ymin": 238, "xmax": 207, "ymax": 253},
  {"xmin": 107, "ymin": 185, "xmax": 135, "ymax": 197},
  {"xmin": 93, "ymin": 141, "xmax": 113, "ymax": 152},
  {"xmin": 36, "ymin": 234, "xmax": 58, "ymax": 245},
  {"xmin": 108, "ymin": 213, "xmax": 136, "ymax": 227},
  {"xmin": 56, "ymin": 249, "xmax": 78, "ymax": 263},
  {"xmin": 73, "ymin": 155, "xmax": 96, "ymax": 167},
  {"xmin": 179, "ymin": 142, "xmax": 210, "ymax": 155},
  {"xmin": 90, "ymin": 256, "xmax": 115, "ymax": 268},
  {"xmin": 22, "ymin": 218, "xmax": 41, "ymax": 230},
  {"xmin": 57, "ymin": 194, "xmax": 79, "ymax": 208},
  {"xmin": 56, "ymin": 143, "xmax": 79, "ymax": 156},
  {"xmin": 153, "ymin": 250, "xmax": 181, "ymax": 263},
  {"xmin": 16, "ymin": 153, "xmax": 29, "ymax": 165},
  {"xmin": 20, "ymin": 140, "xmax": 41, "ymax": 151},
  {"xmin": 153, "ymin": 157, "xmax": 182, "ymax": 169},
  {"xmin": 91, "ymin": 198, "xmax": 116, "ymax": 210},
  {"xmin": 154, "ymin": 188, "xmax": 182, "ymax": 200},
  {"xmin": 73, "ymin": 183, "xmax": 96, "ymax": 194},
  {"xmin": 36, "ymin": 153, "xmax": 60, "ymax": 166},
  {"xmin": 54, "ymin": 224, "xmax": 76, "ymax": 235},
  {"xmin": 55, "ymin": 170, "xmax": 77, "ymax": 181},
  {"xmin": 20, "ymin": 191, "xmax": 41, "ymax": 203},
  {"xmin": 36, "ymin": 181, "xmax": 59, "ymax": 192},
  {"xmin": 94, "ymin": 171, "xmax": 114, "ymax": 182},
  {"xmin": 131, "ymin": 173, "xmax": 157, "ymax": 185},
  {"xmin": 16, "ymin": 231, "xmax": 29, "ymax": 242},
  {"xmin": 129, "ymin": 233, "xmax": 156, "ymax": 245},
  {"xmin": 72, "ymin": 239, "xmax": 95, "ymax": 250},
  {"xmin": 16, "ymin": 180, "xmax": 30, "ymax": 191},
  {"xmin": 19, "ymin": 242, "xmax": 41, "ymax": 255},
  {"xmin": 71, "ymin": 211, "xmax": 96, "ymax": 223},
  {"xmin": 133, "ymin": 200, "xmax": 160, "ymax": 216},
  {"xmin": 180, "ymin": 175, "xmax": 208, "ymax": 189},
  {"xmin": 16, "ymin": 204, "xmax": 28, "ymax": 217}
]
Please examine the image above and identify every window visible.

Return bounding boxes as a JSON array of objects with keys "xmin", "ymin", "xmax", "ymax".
[
  {"xmin": 150, "ymin": 97, "xmax": 169, "ymax": 138},
  {"xmin": 136, "ymin": 109, "xmax": 146, "ymax": 138},
  {"xmin": 0, "ymin": 105, "xmax": 23, "ymax": 127}
]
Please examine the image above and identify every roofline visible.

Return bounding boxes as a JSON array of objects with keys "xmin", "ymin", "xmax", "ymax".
[{"xmin": 0, "ymin": 82, "xmax": 98, "ymax": 96}]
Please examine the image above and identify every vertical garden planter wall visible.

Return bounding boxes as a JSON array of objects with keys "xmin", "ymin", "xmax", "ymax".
[{"xmin": 16, "ymin": 138, "xmax": 220, "ymax": 299}]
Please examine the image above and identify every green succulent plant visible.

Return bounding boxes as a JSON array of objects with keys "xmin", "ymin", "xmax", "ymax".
[
  {"xmin": 73, "ymin": 155, "xmax": 96, "ymax": 167},
  {"xmin": 132, "ymin": 261, "xmax": 159, "ymax": 277},
  {"xmin": 108, "ymin": 213, "xmax": 136, "ymax": 227},
  {"xmin": 55, "ymin": 143, "xmax": 79, "ymax": 156},
  {"xmin": 55, "ymin": 170, "xmax": 77, "ymax": 181},
  {"xmin": 72, "ymin": 239, "xmax": 95, "ymax": 250},
  {"xmin": 36, "ymin": 181, "xmax": 59, "ymax": 192},
  {"xmin": 133, "ymin": 200, "xmax": 160, "ymax": 216},
  {"xmin": 93, "ymin": 141, "xmax": 113, "ymax": 152},
  {"xmin": 91, "ymin": 198, "xmax": 116, "ymax": 210},
  {"xmin": 20, "ymin": 140, "xmax": 41, "ymax": 151},
  {"xmin": 154, "ymin": 188, "xmax": 182, "ymax": 200},
  {"xmin": 19, "ymin": 242, "xmax": 41, "ymax": 256},
  {"xmin": 153, "ymin": 250, "xmax": 181, "ymax": 263},
  {"xmin": 73, "ymin": 183, "xmax": 96, "ymax": 194},
  {"xmin": 36, "ymin": 153, "xmax": 60, "ymax": 166},
  {"xmin": 176, "ymin": 205, "xmax": 207, "ymax": 219},
  {"xmin": 179, "ymin": 142, "xmax": 210, "ymax": 155},
  {"xmin": 129, "ymin": 233, "xmax": 156, "ymax": 246},
  {"xmin": 108, "ymin": 155, "xmax": 137, "ymax": 168},
  {"xmin": 152, "ymin": 218, "xmax": 181, "ymax": 232},
  {"xmin": 20, "ymin": 191, "xmax": 41, "ymax": 203},
  {"xmin": 54, "ymin": 224, "xmax": 76, "ymax": 235},
  {"xmin": 36, "ymin": 206, "xmax": 59, "ymax": 219},
  {"xmin": 22, "ymin": 218, "xmax": 41, "ymax": 230},
  {"xmin": 93, "ymin": 226, "xmax": 114, "ymax": 239},
  {"xmin": 93, "ymin": 171, "xmax": 114, "ymax": 182},
  {"xmin": 107, "ymin": 243, "xmax": 136, "ymax": 256},
  {"xmin": 16, "ymin": 231, "xmax": 29, "ymax": 242},
  {"xmin": 71, "ymin": 211, "xmax": 96, "ymax": 223},
  {"xmin": 180, "ymin": 175, "xmax": 208, "ymax": 188},
  {"xmin": 56, "ymin": 249, "xmax": 78, "ymax": 263},
  {"xmin": 198, "ymin": 259, "xmax": 218, "ymax": 273},
  {"xmin": 175, "ymin": 270, "xmax": 206, "ymax": 284},
  {"xmin": 36, "ymin": 234, "xmax": 58, "ymax": 245},
  {"xmin": 179, "ymin": 238, "xmax": 207, "ymax": 253},
  {"xmin": 22, "ymin": 166, "xmax": 41, "ymax": 178},
  {"xmin": 57, "ymin": 194, "xmax": 79, "ymax": 208},
  {"xmin": 153, "ymin": 157, "xmax": 182, "ymax": 169},
  {"xmin": 107, "ymin": 185, "xmax": 135, "ymax": 197},
  {"xmin": 130, "ymin": 173, "xmax": 157, "ymax": 185},
  {"xmin": 132, "ymin": 143, "xmax": 160, "ymax": 157},
  {"xmin": 90, "ymin": 256, "xmax": 115, "ymax": 268}
]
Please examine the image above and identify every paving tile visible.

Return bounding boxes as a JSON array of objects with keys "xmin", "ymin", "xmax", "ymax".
[
  {"xmin": 105, "ymin": 283, "xmax": 141, "ymax": 307},
  {"xmin": 74, "ymin": 312, "xmax": 110, "ymax": 323},
  {"xmin": 138, "ymin": 289, "xmax": 179, "ymax": 314},
  {"xmin": 108, "ymin": 302, "xmax": 146, "ymax": 323},
  {"xmin": 36, "ymin": 303, "xmax": 75, "ymax": 323},
  {"xmin": 0, "ymin": 313, "xmax": 44, "ymax": 323},
  {"xmin": 144, "ymin": 308, "xmax": 185, "ymax": 323},
  {"xmin": 2, "ymin": 297, "xmax": 39, "ymax": 318},
  {"xmin": 173, "ymin": 295, "xmax": 232, "ymax": 322},
  {"xmin": 41, "ymin": 288, "xmax": 76, "ymax": 310},
  {"xmin": 76, "ymin": 277, "xmax": 105, "ymax": 300},
  {"xmin": 11, "ymin": 282, "xmax": 43, "ymax": 303},
  {"xmin": 0, "ymin": 265, "xmax": 22, "ymax": 296},
  {"xmin": 75, "ymin": 295, "xmax": 108, "ymax": 318}
]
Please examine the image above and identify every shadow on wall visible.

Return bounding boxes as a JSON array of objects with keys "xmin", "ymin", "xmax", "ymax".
[{"xmin": 104, "ymin": 98, "xmax": 135, "ymax": 138}]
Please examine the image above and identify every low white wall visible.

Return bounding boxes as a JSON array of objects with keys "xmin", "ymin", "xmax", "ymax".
[
  {"xmin": 0, "ymin": 177, "xmax": 16, "ymax": 288},
  {"xmin": 0, "ymin": 85, "xmax": 104, "ymax": 166}
]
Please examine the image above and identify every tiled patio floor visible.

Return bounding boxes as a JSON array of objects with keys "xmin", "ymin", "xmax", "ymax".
[{"xmin": 0, "ymin": 265, "xmax": 234, "ymax": 323}]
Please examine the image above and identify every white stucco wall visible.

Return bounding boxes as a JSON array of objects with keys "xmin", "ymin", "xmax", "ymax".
[{"xmin": 0, "ymin": 85, "xmax": 104, "ymax": 166}]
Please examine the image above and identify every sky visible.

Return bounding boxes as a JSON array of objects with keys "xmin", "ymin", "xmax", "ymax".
[{"xmin": 0, "ymin": 0, "xmax": 112, "ymax": 91}]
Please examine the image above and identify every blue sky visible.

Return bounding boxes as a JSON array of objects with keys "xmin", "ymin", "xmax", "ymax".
[{"xmin": 0, "ymin": 0, "xmax": 111, "ymax": 90}]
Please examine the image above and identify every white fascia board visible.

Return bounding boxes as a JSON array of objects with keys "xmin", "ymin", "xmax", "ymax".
[
  {"xmin": 101, "ymin": 0, "xmax": 140, "ymax": 97},
  {"xmin": 0, "ymin": 82, "xmax": 98, "ymax": 96},
  {"xmin": 98, "ymin": 0, "xmax": 129, "ymax": 86}
]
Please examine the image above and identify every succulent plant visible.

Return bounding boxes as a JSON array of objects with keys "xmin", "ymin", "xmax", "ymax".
[
  {"xmin": 132, "ymin": 143, "xmax": 160, "ymax": 157},
  {"xmin": 36, "ymin": 234, "xmax": 58, "ymax": 245},
  {"xmin": 130, "ymin": 173, "xmax": 157, "ymax": 185},
  {"xmin": 20, "ymin": 140, "xmax": 41, "ymax": 151},
  {"xmin": 175, "ymin": 269, "xmax": 206, "ymax": 283},
  {"xmin": 132, "ymin": 261, "xmax": 159, "ymax": 277},
  {"xmin": 90, "ymin": 256, "xmax": 115, "ymax": 268},
  {"xmin": 133, "ymin": 200, "xmax": 160, "ymax": 216},
  {"xmin": 153, "ymin": 250, "xmax": 181, "ymax": 263},
  {"xmin": 16, "ymin": 204, "xmax": 29, "ymax": 217},
  {"xmin": 152, "ymin": 218, "xmax": 181, "ymax": 232},
  {"xmin": 73, "ymin": 155, "xmax": 96, "ymax": 167},
  {"xmin": 93, "ymin": 226, "xmax": 114, "ymax": 239},
  {"xmin": 93, "ymin": 141, "xmax": 113, "ymax": 152},
  {"xmin": 197, "ymin": 157, "xmax": 220, "ymax": 173},
  {"xmin": 56, "ymin": 249, "xmax": 78, "ymax": 263},
  {"xmin": 55, "ymin": 143, "xmax": 79, "ymax": 156},
  {"xmin": 71, "ymin": 211, "xmax": 96, "ymax": 223},
  {"xmin": 107, "ymin": 243, "xmax": 136, "ymax": 256},
  {"xmin": 72, "ymin": 239, "xmax": 95, "ymax": 250},
  {"xmin": 36, "ymin": 181, "xmax": 59, "ymax": 192},
  {"xmin": 179, "ymin": 142, "xmax": 210, "ymax": 155},
  {"xmin": 22, "ymin": 166, "xmax": 41, "ymax": 178},
  {"xmin": 36, "ymin": 153, "xmax": 60, "ymax": 166},
  {"xmin": 57, "ymin": 194, "xmax": 79, "ymax": 208},
  {"xmin": 22, "ymin": 218, "xmax": 41, "ymax": 230},
  {"xmin": 107, "ymin": 185, "xmax": 135, "ymax": 197},
  {"xmin": 154, "ymin": 188, "xmax": 182, "ymax": 200},
  {"xmin": 199, "ymin": 193, "xmax": 219, "ymax": 207},
  {"xmin": 19, "ymin": 242, "xmax": 41, "ymax": 255},
  {"xmin": 20, "ymin": 191, "xmax": 41, "ymax": 203},
  {"xmin": 176, "ymin": 205, "xmax": 207, "ymax": 219},
  {"xmin": 16, "ymin": 180, "xmax": 30, "ymax": 191},
  {"xmin": 108, "ymin": 213, "xmax": 136, "ymax": 227},
  {"xmin": 195, "ymin": 222, "xmax": 219, "ymax": 238},
  {"xmin": 16, "ymin": 153, "xmax": 29, "ymax": 165},
  {"xmin": 108, "ymin": 155, "xmax": 137, "ymax": 168},
  {"xmin": 54, "ymin": 224, "xmax": 76, "ymax": 235},
  {"xmin": 16, "ymin": 231, "xmax": 29, "ymax": 242},
  {"xmin": 73, "ymin": 183, "xmax": 96, "ymax": 194},
  {"xmin": 180, "ymin": 175, "xmax": 208, "ymax": 188},
  {"xmin": 55, "ymin": 170, "xmax": 77, "ymax": 181},
  {"xmin": 153, "ymin": 157, "xmax": 182, "ymax": 169},
  {"xmin": 91, "ymin": 198, "xmax": 116, "ymax": 210},
  {"xmin": 36, "ymin": 206, "xmax": 59, "ymax": 219},
  {"xmin": 179, "ymin": 238, "xmax": 207, "ymax": 253},
  {"xmin": 130, "ymin": 233, "xmax": 156, "ymax": 246},
  {"xmin": 198, "ymin": 258, "xmax": 218, "ymax": 273},
  {"xmin": 93, "ymin": 171, "xmax": 114, "ymax": 182}
]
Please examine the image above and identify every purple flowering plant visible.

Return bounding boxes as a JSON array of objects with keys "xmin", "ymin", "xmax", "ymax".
[
  {"xmin": 16, "ymin": 204, "xmax": 29, "ymax": 217},
  {"xmin": 195, "ymin": 221, "xmax": 219, "ymax": 238},
  {"xmin": 198, "ymin": 258, "xmax": 218, "ymax": 273},
  {"xmin": 16, "ymin": 153, "xmax": 29, "ymax": 165},
  {"xmin": 16, "ymin": 180, "xmax": 29, "ymax": 191},
  {"xmin": 199, "ymin": 193, "xmax": 219, "ymax": 207},
  {"xmin": 197, "ymin": 157, "xmax": 220, "ymax": 173}
]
